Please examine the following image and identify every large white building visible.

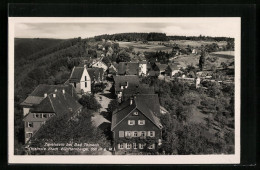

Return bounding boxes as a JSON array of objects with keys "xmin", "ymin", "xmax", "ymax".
[{"xmin": 67, "ymin": 65, "xmax": 91, "ymax": 94}]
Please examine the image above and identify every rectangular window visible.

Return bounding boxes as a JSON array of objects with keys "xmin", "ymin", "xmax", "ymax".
[
  {"xmin": 148, "ymin": 144, "xmax": 155, "ymax": 149},
  {"xmin": 133, "ymin": 131, "xmax": 138, "ymax": 137},
  {"xmin": 119, "ymin": 131, "xmax": 124, "ymax": 137},
  {"xmin": 43, "ymin": 114, "xmax": 47, "ymax": 118},
  {"xmin": 119, "ymin": 143, "xmax": 124, "ymax": 149},
  {"xmin": 85, "ymin": 82, "xmax": 87, "ymax": 87},
  {"xmin": 128, "ymin": 120, "xmax": 135, "ymax": 125},
  {"xmin": 126, "ymin": 143, "xmax": 131, "ymax": 149},
  {"xmin": 49, "ymin": 114, "xmax": 53, "ymax": 117},
  {"xmin": 35, "ymin": 113, "xmax": 39, "ymax": 118},
  {"xmin": 74, "ymin": 82, "xmax": 76, "ymax": 88},
  {"xmin": 139, "ymin": 143, "xmax": 144, "ymax": 149},
  {"xmin": 149, "ymin": 131, "xmax": 155, "ymax": 137},
  {"xmin": 85, "ymin": 76, "xmax": 87, "ymax": 81},
  {"xmin": 27, "ymin": 122, "xmax": 33, "ymax": 128},
  {"xmin": 138, "ymin": 120, "xmax": 145, "ymax": 125},
  {"xmin": 125, "ymin": 131, "xmax": 131, "ymax": 137},
  {"xmin": 133, "ymin": 143, "xmax": 137, "ymax": 149},
  {"xmin": 141, "ymin": 131, "xmax": 146, "ymax": 137},
  {"xmin": 27, "ymin": 132, "xmax": 33, "ymax": 138}
]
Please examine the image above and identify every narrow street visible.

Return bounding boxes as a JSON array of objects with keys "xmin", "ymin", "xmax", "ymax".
[{"xmin": 91, "ymin": 81, "xmax": 113, "ymax": 128}]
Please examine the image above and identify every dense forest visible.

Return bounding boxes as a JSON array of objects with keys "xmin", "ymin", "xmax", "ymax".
[
  {"xmin": 94, "ymin": 33, "xmax": 234, "ymax": 42},
  {"xmin": 15, "ymin": 38, "xmax": 64, "ymax": 61}
]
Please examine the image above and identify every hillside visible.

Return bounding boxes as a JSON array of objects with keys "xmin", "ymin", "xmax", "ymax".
[{"xmin": 15, "ymin": 38, "xmax": 65, "ymax": 61}]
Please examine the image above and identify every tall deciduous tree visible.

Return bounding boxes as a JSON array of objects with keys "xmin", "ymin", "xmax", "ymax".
[{"xmin": 199, "ymin": 51, "xmax": 206, "ymax": 71}]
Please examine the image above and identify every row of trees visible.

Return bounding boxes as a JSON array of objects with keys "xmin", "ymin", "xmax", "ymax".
[{"xmin": 94, "ymin": 33, "xmax": 169, "ymax": 42}]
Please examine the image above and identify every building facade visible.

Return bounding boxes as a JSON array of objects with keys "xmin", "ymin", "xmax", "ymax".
[
  {"xmin": 68, "ymin": 65, "xmax": 91, "ymax": 94},
  {"xmin": 111, "ymin": 94, "xmax": 163, "ymax": 153}
]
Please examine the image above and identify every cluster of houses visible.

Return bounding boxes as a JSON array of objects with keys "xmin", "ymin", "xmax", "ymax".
[{"xmin": 20, "ymin": 56, "xmax": 166, "ymax": 153}]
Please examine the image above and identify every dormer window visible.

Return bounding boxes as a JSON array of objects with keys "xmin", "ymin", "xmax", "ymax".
[{"xmin": 133, "ymin": 111, "xmax": 138, "ymax": 116}]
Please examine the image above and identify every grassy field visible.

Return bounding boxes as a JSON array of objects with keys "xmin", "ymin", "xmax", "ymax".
[
  {"xmin": 210, "ymin": 51, "xmax": 234, "ymax": 59},
  {"xmin": 118, "ymin": 40, "xmax": 228, "ymax": 53},
  {"xmin": 173, "ymin": 52, "xmax": 234, "ymax": 69},
  {"xmin": 118, "ymin": 41, "xmax": 173, "ymax": 53},
  {"xmin": 169, "ymin": 40, "xmax": 227, "ymax": 48}
]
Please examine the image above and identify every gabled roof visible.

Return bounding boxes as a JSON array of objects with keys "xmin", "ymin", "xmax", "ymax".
[
  {"xmin": 20, "ymin": 96, "xmax": 45, "ymax": 106},
  {"xmin": 21, "ymin": 84, "xmax": 78, "ymax": 106},
  {"xmin": 69, "ymin": 66, "xmax": 85, "ymax": 83},
  {"xmin": 113, "ymin": 75, "xmax": 139, "ymax": 92},
  {"xmin": 168, "ymin": 64, "xmax": 179, "ymax": 71},
  {"xmin": 87, "ymin": 67, "xmax": 104, "ymax": 82},
  {"xmin": 118, "ymin": 62, "xmax": 139, "ymax": 75},
  {"xmin": 155, "ymin": 62, "xmax": 168, "ymax": 71},
  {"xmin": 111, "ymin": 94, "xmax": 162, "ymax": 130},
  {"xmin": 122, "ymin": 83, "xmax": 154, "ymax": 97},
  {"xmin": 31, "ymin": 91, "xmax": 82, "ymax": 116}
]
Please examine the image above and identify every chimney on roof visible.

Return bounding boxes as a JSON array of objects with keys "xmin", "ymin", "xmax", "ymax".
[
  {"xmin": 125, "ymin": 82, "xmax": 128, "ymax": 88},
  {"xmin": 130, "ymin": 98, "xmax": 133, "ymax": 105},
  {"xmin": 84, "ymin": 64, "xmax": 86, "ymax": 68},
  {"xmin": 44, "ymin": 93, "xmax": 47, "ymax": 98},
  {"xmin": 53, "ymin": 93, "xmax": 56, "ymax": 98},
  {"xmin": 62, "ymin": 89, "xmax": 65, "ymax": 94}
]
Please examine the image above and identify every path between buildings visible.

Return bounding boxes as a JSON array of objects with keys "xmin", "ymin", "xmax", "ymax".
[{"xmin": 91, "ymin": 81, "xmax": 113, "ymax": 127}]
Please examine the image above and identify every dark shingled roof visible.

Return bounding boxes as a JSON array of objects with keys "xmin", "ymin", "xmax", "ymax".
[
  {"xmin": 87, "ymin": 67, "xmax": 104, "ymax": 82},
  {"xmin": 148, "ymin": 70, "xmax": 160, "ymax": 77},
  {"xmin": 111, "ymin": 94, "xmax": 162, "ymax": 130},
  {"xmin": 31, "ymin": 91, "xmax": 82, "ymax": 116},
  {"xmin": 23, "ymin": 112, "xmax": 52, "ymax": 122},
  {"xmin": 113, "ymin": 75, "xmax": 139, "ymax": 92},
  {"xmin": 21, "ymin": 84, "xmax": 78, "ymax": 106},
  {"xmin": 118, "ymin": 62, "xmax": 139, "ymax": 75},
  {"xmin": 122, "ymin": 84, "xmax": 154, "ymax": 101},
  {"xmin": 69, "ymin": 66, "xmax": 85, "ymax": 83},
  {"xmin": 168, "ymin": 64, "xmax": 179, "ymax": 71}
]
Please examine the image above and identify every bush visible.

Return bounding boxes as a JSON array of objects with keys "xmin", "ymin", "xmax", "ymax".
[{"xmin": 78, "ymin": 94, "xmax": 101, "ymax": 111}]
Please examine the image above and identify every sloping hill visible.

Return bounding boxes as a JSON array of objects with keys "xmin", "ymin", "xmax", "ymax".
[{"xmin": 15, "ymin": 38, "xmax": 64, "ymax": 60}]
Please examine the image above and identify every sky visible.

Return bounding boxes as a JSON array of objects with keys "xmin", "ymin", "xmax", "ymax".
[{"xmin": 15, "ymin": 18, "xmax": 239, "ymax": 39}]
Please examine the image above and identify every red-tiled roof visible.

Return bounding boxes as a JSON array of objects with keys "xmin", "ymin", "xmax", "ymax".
[{"xmin": 111, "ymin": 94, "xmax": 162, "ymax": 130}]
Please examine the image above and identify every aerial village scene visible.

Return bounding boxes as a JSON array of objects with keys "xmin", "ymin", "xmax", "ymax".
[{"xmin": 14, "ymin": 21, "xmax": 235, "ymax": 155}]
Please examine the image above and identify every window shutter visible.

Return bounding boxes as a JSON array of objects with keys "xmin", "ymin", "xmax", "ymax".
[
  {"xmin": 147, "ymin": 131, "xmax": 150, "ymax": 137},
  {"xmin": 153, "ymin": 131, "xmax": 155, "ymax": 137},
  {"xmin": 118, "ymin": 143, "xmax": 120, "ymax": 149},
  {"xmin": 119, "ymin": 131, "xmax": 124, "ymax": 137}
]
